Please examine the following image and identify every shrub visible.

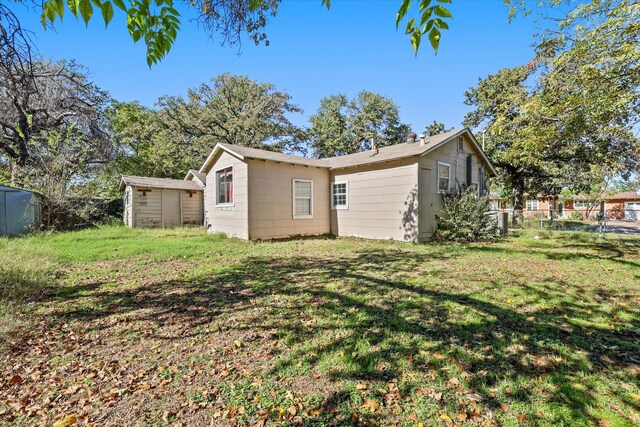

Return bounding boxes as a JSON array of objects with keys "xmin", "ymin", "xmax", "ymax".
[
  {"xmin": 569, "ymin": 211, "xmax": 584, "ymax": 221},
  {"xmin": 434, "ymin": 185, "xmax": 497, "ymax": 242}
]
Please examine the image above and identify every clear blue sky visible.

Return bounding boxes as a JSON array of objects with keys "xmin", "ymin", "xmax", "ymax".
[{"xmin": 13, "ymin": 0, "xmax": 539, "ymax": 132}]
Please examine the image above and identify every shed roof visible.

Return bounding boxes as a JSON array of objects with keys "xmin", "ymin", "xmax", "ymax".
[
  {"xmin": 200, "ymin": 128, "xmax": 497, "ymax": 176},
  {"xmin": 0, "ymin": 184, "xmax": 42, "ymax": 196},
  {"xmin": 184, "ymin": 169, "xmax": 207, "ymax": 185},
  {"xmin": 119, "ymin": 176, "xmax": 204, "ymax": 192}
]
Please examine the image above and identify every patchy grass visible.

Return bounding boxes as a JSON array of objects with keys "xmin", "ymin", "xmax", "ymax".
[{"xmin": 1, "ymin": 225, "xmax": 639, "ymax": 426}]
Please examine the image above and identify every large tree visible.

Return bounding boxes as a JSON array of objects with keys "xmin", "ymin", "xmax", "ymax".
[
  {"xmin": 309, "ymin": 91, "xmax": 410, "ymax": 158},
  {"xmin": 0, "ymin": 59, "xmax": 110, "ymax": 172},
  {"xmin": 158, "ymin": 73, "xmax": 306, "ymax": 154},
  {"xmin": 102, "ymin": 74, "xmax": 307, "ymax": 195},
  {"xmin": 424, "ymin": 121, "xmax": 453, "ymax": 136},
  {"xmin": 104, "ymin": 101, "xmax": 198, "ymax": 184}
]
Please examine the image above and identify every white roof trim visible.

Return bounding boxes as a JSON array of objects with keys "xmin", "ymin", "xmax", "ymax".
[{"xmin": 199, "ymin": 144, "xmax": 245, "ymax": 174}]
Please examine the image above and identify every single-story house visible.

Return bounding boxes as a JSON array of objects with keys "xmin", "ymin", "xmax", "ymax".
[
  {"xmin": 199, "ymin": 128, "xmax": 496, "ymax": 242},
  {"xmin": 494, "ymin": 190, "xmax": 640, "ymax": 221},
  {"xmin": 0, "ymin": 185, "xmax": 42, "ymax": 236},
  {"xmin": 119, "ymin": 175, "xmax": 204, "ymax": 228}
]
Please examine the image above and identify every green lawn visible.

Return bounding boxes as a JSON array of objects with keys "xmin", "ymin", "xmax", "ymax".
[{"xmin": 1, "ymin": 226, "xmax": 639, "ymax": 426}]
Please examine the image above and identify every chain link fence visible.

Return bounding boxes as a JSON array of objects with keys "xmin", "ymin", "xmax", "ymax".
[{"xmin": 489, "ymin": 207, "xmax": 640, "ymax": 235}]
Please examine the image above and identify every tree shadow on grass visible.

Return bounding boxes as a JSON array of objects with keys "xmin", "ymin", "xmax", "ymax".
[{"xmin": 42, "ymin": 247, "xmax": 640, "ymax": 425}]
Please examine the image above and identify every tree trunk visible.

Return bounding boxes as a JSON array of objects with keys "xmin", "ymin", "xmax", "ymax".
[{"xmin": 513, "ymin": 185, "xmax": 525, "ymax": 226}]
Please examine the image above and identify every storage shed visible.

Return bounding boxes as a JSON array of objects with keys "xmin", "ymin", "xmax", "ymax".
[
  {"xmin": 0, "ymin": 185, "xmax": 42, "ymax": 236},
  {"xmin": 119, "ymin": 176, "xmax": 204, "ymax": 228}
]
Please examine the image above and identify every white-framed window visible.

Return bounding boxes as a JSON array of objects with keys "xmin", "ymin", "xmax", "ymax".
[
  {"xmin": 215, "ymin": 166, "xmax": 234, "ymax": 205},
  {"xmin": 331, "ymin": 182, "xmax": 348, "ymax": 209},
  {"xmin": 526, "ymin": 200, "xmax": 538, "ymax": 211},
  {"xmin": 573, "ymin": 200, "xmax": 592, "ymax": 209},
  {"xmin": 293, "ymin": 179, "xmax": 313, "ymax": 218},
  {"xmin": 437, "ymin": 162, "xmax": 451, "ymax": 193}
]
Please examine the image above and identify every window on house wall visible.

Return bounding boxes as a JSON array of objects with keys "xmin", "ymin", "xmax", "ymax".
[
  {"xmin": 216, "ymin": 166, "xmax": 233, "ymax": 205},
  {"xmin": 437, "ymin": 162, "xmax": 451, "ymax": 193},
  {"xmin": 526, "ymin": 200, "xmax": 538, "ymax": 211},
  {"xmin": 458, "ymin": 137, "xmax": 464, "ymax": 151},
  {"xmin": 573, "ymin": 200, "xmax": 592, "ymax": 209},
  {"xmin": 331, "ymin": 182, "xmax": 348, "ymax": 209},
  {"xmin": 293, "ymin": 179, "xmax": 313, "ymax": 218}
]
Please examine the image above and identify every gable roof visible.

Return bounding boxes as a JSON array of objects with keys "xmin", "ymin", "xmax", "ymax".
[
  {"xmin": 200, "ymin": 143, "xmax": 325, "ymax": 172},
  {"xmin": 185, "ymin": 169, "xmax": 207, "ymax": 186},
  {"xmin": 199, "ymin": 128, "xmax": 497, "ymax": 176},
  {"xmin": 119, "ymin": 175, "xmax": 204, "ymax": 192}
]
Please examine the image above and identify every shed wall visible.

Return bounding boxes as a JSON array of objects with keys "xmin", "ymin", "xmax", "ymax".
[
  {"xmin": 132, "ymin": 186, "xmax": 162, "ymax": 227},
  {"xmin": 128, "ymin": 185, "xmax": 203, "ymax": 228},
  {"xmin": 123, "ymin": 186, "xmax": 133, "ymax": 227},
  {"xmin": 247, "ymin": 159, "xmax": 331, "ymax": 239},
  {"xmin": 0, "ymin": 186, "xmax": 40, "ymax": 236},
  {"xmin": 204, "ymin": 151, "xmax": 249, "ymax": 239},
  {"xmin": 181, "ymin": 191, "xmax": 204, "ymax": 225}
]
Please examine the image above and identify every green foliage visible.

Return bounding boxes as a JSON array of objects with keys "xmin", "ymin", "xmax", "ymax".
[
  {"xmin": 101, "ymin": 74, "xmax": 306, "ymax": 196},
  {"xmin": 434, "ymin": 184, "xmax": 497, "ymax": 242},
  {"xmin": 396, "ymin": 0, "xmax": 453, "ymax": 54},
  {"xmin": 42, "ymin": 0, "xmax": 180, "ymax": 67},
  {"xmin": 424, "ymin": 120, "xmax": 452, "ymax": 136},
  {"xmin": 568, "ymin": 211, "xmax": 584, "ymax": 221},
  {"xmin": 37, "ymin": 0, "xmax": 450, "ymax": 66},
  {"xmin": 158, "ymin": 73, "xmax": 306, "ymax": 154},
  {"xmin": 309, "ymin": 91, "xmax": 410, "ymax": 158}
]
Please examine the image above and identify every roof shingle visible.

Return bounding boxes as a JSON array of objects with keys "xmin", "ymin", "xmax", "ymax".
[{"xmin": 120, "ymin": 176, "xmax": 204, "ymax": 191}]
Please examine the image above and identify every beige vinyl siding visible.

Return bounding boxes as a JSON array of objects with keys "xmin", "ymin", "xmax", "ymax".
[
  {"xmin": 123, "ymin": 186, "xmax": 133, "ymax": 227},
  {"xmin": 181, "ymin": 191, "xmax": 203, "ymax": 225},
  {"xmin": 330, "ymin": 158, "xmax": 419, "ymax": 242},
  {"xmin": 132, "ymin": 186, "xmax": 163, "ymax": 227},
  {"xmin": 421, "ymin": 133, "xmax": 483, "ymax": 190},
  {"xmin": 248, "ymin": 159, "xmax": 330, "ymax": 239},
  {"xmin": 204, "ymin": 151, "xmax": 249, "ymax": 239},
  {"xmin": 417, "ymin": 134, "xmax": 486, "ymax": 240}
]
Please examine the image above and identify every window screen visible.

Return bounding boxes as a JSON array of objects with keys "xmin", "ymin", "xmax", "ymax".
[{"xmin": 293, "ymin": 180, "xmax": 312, "ymax": 217}]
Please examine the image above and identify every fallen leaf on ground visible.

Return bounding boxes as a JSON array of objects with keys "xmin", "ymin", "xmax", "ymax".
[
  {"xmin": 362, "ymin": 399, "xmax": 379, "ymax": 412},
  {"xmin": 53, "ymin": 415, "xmax": 78, "ymax": 427}
]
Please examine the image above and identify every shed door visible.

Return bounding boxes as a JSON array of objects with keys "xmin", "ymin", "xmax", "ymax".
[
  {"xmin": 625, "ymin": 202, "xmax": 640, "ymax": 221},
  {"xmin": 419, "ymin": 167, "xmax": 434, "ymax": 239},
  {"xmin": 162, "ymin": 189, "xmax": 181, "ymax": 227}
]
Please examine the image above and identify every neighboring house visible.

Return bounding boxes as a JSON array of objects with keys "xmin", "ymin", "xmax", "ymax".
[
  {"xmin": 567, "ymin": 191, "xmax": 640, "ymax": 221},
  {"xmin": 495, "ymin": 190, "xmax": 640, "ymax": 221},
  {"xmin": 119, "ymin": 176, "xmax": 204, "ymax": 228},
  {"xmin": 0, "ymin": 185, "xmax": 42, "ymax": 236},
  {"xmin": 199, "ymin": 128, "xmax": 496, "ymax": 242}
]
